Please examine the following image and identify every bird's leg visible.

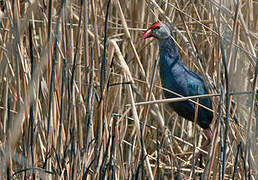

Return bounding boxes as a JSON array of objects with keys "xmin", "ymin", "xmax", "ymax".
[{"xmin": 195, "ymin": 127, "xmax": 213, "ymax": 161}]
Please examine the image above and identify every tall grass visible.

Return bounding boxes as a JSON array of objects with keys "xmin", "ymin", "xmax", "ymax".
[{"xmin": 0, "ymin": 0, "xmax": 257, "ymax": 179}]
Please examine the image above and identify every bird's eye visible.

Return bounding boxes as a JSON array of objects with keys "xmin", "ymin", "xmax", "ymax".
[{"xmin": 155, "ymin": 26, "xmax": 160, "ymax": 30}]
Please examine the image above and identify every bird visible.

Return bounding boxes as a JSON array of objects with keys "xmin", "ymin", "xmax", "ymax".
[{"xmin": 142, "ymin": 22, "xmax": 213, "ymax": 159}]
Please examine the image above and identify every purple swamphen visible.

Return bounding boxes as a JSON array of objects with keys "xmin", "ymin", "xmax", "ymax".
[{"xmin": 142, "ymin": 22, "xmax": 213, "ymax": 158}]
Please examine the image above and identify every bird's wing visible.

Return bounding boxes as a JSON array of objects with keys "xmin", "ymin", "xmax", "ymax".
[{"xmin": 171, "ymin": 63, "xmax": 208, "ymax": 96}]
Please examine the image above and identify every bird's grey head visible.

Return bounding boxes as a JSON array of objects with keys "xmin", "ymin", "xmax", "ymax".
[{"xmin": 142, "ymin": 22, "xmax": 171, "ymax": 40}]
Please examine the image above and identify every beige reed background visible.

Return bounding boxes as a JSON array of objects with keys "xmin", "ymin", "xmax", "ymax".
[{"xmin": 0, "ymin": 0, "xmax": 257, "ymax": 179}]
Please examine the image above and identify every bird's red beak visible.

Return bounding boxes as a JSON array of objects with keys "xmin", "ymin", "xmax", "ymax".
[
  {"xmin": 142, "ymin": 22, "xmax": 161, "ymax": 39},
  {"xmin": 142, "ymin": 29, "xmax": 153, "ymax": 39}
]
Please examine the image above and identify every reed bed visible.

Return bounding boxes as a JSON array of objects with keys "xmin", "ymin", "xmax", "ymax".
[{"xmin": 0, "ymin": 0, "xmax": 257, "ymax": 179}]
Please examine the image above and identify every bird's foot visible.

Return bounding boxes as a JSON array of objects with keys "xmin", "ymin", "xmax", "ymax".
[{"xmin": 194, "ymin": 128, "xmax": 213, "ymax": 160}]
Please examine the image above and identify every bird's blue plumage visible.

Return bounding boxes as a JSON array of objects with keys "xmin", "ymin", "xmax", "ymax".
[{"xmin": 159, "ymin": 30, "xmax": 213, "ymax": 129}]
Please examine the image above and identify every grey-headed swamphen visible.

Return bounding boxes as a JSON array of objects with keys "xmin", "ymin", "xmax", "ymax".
[{"xmin": 142, "ymin": 22, "xmax": 213, "ymax": 159}]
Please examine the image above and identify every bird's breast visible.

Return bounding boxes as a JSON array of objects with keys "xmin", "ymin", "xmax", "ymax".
[{"xmin": 159, "ymin": 58, "xmax": 186, "ymax": 98}]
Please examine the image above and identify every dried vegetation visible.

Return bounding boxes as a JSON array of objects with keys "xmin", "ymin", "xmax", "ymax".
[{"xmin": 0, "ymin": 0, "xmax": 257, "ymax": 179}]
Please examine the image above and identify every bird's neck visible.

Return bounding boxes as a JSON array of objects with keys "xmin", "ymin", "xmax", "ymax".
[
  {"xmin": 159, "ymin": 37, "xmax": 180, "ymax": 69},
  {"xmin": 158, "ymin": 37, "xmax": 182, "ymax": 87}
]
